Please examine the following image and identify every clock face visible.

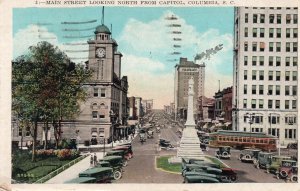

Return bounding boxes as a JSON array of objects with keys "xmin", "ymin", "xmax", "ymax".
[{"xmin": 96, "ymin": 48, "xmax": 106, "ymax": 58}]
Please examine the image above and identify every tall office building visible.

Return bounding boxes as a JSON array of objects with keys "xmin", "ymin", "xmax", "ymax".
[
  {"xmin": 233, "ymin": 7, "xmax": 298, "ymax": 145},
  {"xmin": 174, "ymin": 57, "xmax": 205, "ymax": 121}
]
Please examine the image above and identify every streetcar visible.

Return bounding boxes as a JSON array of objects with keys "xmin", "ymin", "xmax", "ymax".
[{"xmin": 209, "ymin": 130, "xmax": 277, "ymax": 151}]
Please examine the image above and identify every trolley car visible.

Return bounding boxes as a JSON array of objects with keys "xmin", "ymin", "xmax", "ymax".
[{"xmin": 209, "ymin": 130, "xmax": 277, "ymax": 151}]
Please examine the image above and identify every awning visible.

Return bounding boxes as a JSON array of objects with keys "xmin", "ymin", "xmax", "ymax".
[{"xmin": 91, "ymin": 132, "xmax": 98, "ymax": 137}]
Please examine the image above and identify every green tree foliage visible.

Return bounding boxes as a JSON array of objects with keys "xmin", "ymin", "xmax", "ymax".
[{"xmin": 12, "ymin": 41, "xmax": 91, "ymax": 161}]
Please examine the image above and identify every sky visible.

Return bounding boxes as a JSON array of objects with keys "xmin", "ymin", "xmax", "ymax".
[{"xmin": 13, "ymin": 6, "xmax": 234, "ymax": 109}]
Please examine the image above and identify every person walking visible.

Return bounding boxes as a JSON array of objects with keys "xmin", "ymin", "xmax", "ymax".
[
  {"xmin": 93, "ymin": 153, "xmax": 97, "ymax": 166},
  {"xmin": 90, "ymin": 154, "xmax": 94, "ymax": 167}
]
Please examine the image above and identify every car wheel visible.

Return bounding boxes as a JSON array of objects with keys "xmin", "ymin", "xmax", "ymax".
[
  {"xmin": 280, "ymin": 170, "xmax": 288, "ymax": 178},
  {"xmin": 291, "ymin": 175, "xmax": 298, "ymax": 182},
  {"xmin": 238, "ymin": 155, "xmax": 242, "ymax": 161},
  {"xmin": 113, "ymin": 171, "xmax": 122, "ymax": 180},
  {"xmin": 230, "ymin": 176, "xmax": 237, "ymax": 182}
]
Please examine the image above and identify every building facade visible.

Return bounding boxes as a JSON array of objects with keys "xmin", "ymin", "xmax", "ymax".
[
  {"xmin": 233, "ymin": 7, "xmax": 298, "ymax": 145},
  {"xmin": 174, "ymin": 57, "xmax": 205, "ymax": 121},
  {"xmin": 135, "ymin": 97, "xmax": 142, "ymax": 120},
  {"xmin": 141, "ymin": 99, "xmax": 154, "ymax": 114}
]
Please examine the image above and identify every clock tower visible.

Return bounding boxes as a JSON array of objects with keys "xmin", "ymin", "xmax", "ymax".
[{"xmin": 87, "ymin": 24, "xmax": 117, "ymax": 82}]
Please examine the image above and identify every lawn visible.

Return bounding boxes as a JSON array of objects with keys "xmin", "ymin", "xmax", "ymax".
[{"xmin": 156, "ymin": 156, "xmax": 181, "ymax": 173}]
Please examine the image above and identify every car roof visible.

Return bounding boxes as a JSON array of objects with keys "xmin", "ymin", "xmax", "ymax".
[{"xmin": 102, "ymin": 155, "xmax": 122, "ymax": 160}]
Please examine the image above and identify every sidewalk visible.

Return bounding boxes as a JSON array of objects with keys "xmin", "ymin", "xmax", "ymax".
[{"xmin": 45, "ymin": 136, "xmax": 136, "ymax": 184}]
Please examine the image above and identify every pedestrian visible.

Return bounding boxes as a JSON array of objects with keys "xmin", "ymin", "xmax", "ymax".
[
  {"xmin": 93, "ymin": 153, "xmax": 97, "ymax": 166},
  {"xmin": 90, "ymin": 154, "xmax": 94, "ymax": 167}
]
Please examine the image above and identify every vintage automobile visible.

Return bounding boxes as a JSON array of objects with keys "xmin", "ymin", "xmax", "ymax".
[
  {"xmin": 266, "ymin": 155, "xmax": 291, "ymax": 174},
  {"xmin": 159, "ymin": 139, "xmax": 174, "ymax": 150},
  {"xmin": 147, "ymin": 130, "xmax": 154, "ymax": 139},
  {"xmin": 290, "ymin": 166, "xmax": 298, "ymax": 182},
  {"xmin": 65, "ymin": 177, "xmax": 97, "ymax": 184},
  {"xmin": 215, "ymin": 146, "xmax": 231, "ymax": 159},
  {"xmin": 200, "ymin": 143, "xmax": 209, "ymax": 151},
  {"xmin": 184, "ymin": 171, "xmax": 231, "ymax": 183},
  {"xmin": 99, "ymin": 156, "xmax": 124, "ymax": 180},
  {"xmin": 184, "ymin": 175, "xmax": 219, "ymax": 183},
  {"xmin": 112, "ymin": 146, "xmax": 133, "ymax": 159},
  {"xmin": 239, "ymin": 149, "xmax": 261, "ymax": 163},
  {"xmin": 253, "ymin": 152, "xmax": 273, "ymax": 169},
  {"xmin": 105, "ymin": 150, "xmax": 128, "ymax": 167},
  {"xmin": 276, "ymin": 160, "xmax": 297, "ymax": 180},
  {"xmin": 78, "ymin": 167, "xmax": 114, "ymax": 183}
]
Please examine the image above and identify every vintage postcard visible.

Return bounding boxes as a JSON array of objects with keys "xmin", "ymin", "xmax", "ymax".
[{"xmin": 0, "ymin": 0, "xmax": 299, "ymax": 190}]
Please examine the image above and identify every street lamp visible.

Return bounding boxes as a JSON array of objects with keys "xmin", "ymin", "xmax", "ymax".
[{"xmin": 109, "ymin": 110, "xmax": 117, "ymax": 148}]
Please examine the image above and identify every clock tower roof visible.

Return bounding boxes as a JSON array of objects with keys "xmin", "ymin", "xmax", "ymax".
[{"xmin": 95, "ymin": 24, "xmax": 111, "ymax": 34}]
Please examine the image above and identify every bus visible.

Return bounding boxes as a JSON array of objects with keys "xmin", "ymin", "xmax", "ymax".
[{"xmin": 209, "ymin": 130, "xmax": 278, "ymax": 151}]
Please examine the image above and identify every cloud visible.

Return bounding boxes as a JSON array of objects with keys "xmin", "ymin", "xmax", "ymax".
[{"xmin": 118, "ymin": 11, "xmax": 233, "ymax": 108}]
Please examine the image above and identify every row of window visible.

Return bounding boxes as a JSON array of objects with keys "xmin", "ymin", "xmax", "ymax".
[
  {"xmin": 243, "ymin": 56, "xmax": 298, "ymax": 67},
  {"xmin": 244, "ymin": 42, "xmax": 298, "ymax": 52},
  {"xmin": 243, "ymin": 115, "xmax": 297, "ymax": 125},
  {"xmin": 245, "ymin": 28, "xmax": 298, "ymax": 38},
  {"xmin": 243, "ymin": 99, "xmax": 297, "ymax": 109},
  {"xmin": 94, "ymin": 88, "xmax": 106, "ymax": 97},
  {"xmin": 243, "ymin": 84, "xmax": 297, "ymax": 96},
  {"xmin": 243, "ymin": 70, "xmax": 298, "ymax": 81},
  {"xmin": 245, "ymin": 13, "xmax": 298, "ymax": 24}
]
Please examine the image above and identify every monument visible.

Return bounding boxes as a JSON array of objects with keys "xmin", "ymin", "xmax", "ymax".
[{"xmin": 177, "ymin": 77, "xmax": 204, "ymax": 159}]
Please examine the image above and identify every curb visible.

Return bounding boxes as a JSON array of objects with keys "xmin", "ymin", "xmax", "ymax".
[{"xmin": 154, "ymin": 155, "xmax": 181, "ymax": 175}]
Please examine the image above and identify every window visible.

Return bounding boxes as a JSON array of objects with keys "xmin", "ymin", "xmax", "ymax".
[
  {"xmin": 286, "ymin": 42, "xmax": 291, "ymax": 52},
  {"xmin": 275, "ymin": 100, "xmax": 280, "ymax": 109},
  {"xmin": 93, "ymin": 88, "xmax": 98, "ymax": 97},
  {"xmin": 269, "ymin": 115, "xmax": 280, "ymax": 124},
  {"xmin": 286, "ymin": 14, "xmax": 291, "ymax": 24},
  {"xmin": 259, "ymin": 42, "xmax": 265, "ymax": 51},
  {"xmin": 286, "ymin": 28, "xmax": 291, "ymax": 38},
  {"xmin": 268, "ymin": 85, "xmax": 273, "ymax": 95},
  {"xmin": 244, "ymin": 56, "xmax": 248, "ymax": 65},
  {"xmin": 259, "ymin": 100, "xmax": 264, "ymax": 109},
  {"xmin": 252, "ymin": 56, "xmax": 257, "ymax": 66},
  {"xmin": 276, "ymin": 71, "xmax": 281, "ymax": 81},
  {"xmin": 276, "ymin": 57, "xmax": 281, "ymax": 66},
  {"xmin": 277, "ymin": 14, "xmax": 281, "ymax": 24},
  {"xmin": 243, "ymin": 99, "xmax": 247, "ymax": 108},
  {"xmin": 275, "ymin": 85, "xmax": 280, "ymax": 95},
  {"xmin": 293, "ymin": 57, "xmax": 297, "ymax": 66},
  {"xmin": 252, "ymin": 28, "xmax": 257, "ymax": 37},
  {"xmin": 259, "ymin": 85, "xmax": 264, "ymax": 95},
  {"xmin": 269, "ymin": 56, "xmax": 273, "ymax": 66},
  {"xmin": 252, "ymin": 85, "xmax": 256, "ymax": 94},
  {"xmin": 92, "ymin": 111, "xmax": 98, "ymax": 119},
  {"xmin": 285, "ymin": 86, "xmax": 290, "ymax": 95},
  {"xmin": 252, "ymin": 70, "xmax": 257, "ymax": 80},
  {"xmin": 252, "ymin": 42, "xmax": 257, "ymax": 51},
  {"xmin": 244, "ymin": 84, "xmax": 247, "ymax": 94},
  {"xmin": 259, "ymin": 56, "xmax": 264, "ymax": 66},
  {"xmin": 285, "ymin": 116, "xmax": 296, "ymax": 125},
  {"xmin": 269, "ymin": 42, "xmax": 274, "ymax": 51},
  {"xmin": 260, "ymin": 14, "xmax": 265, "ymax": 23},
  {"xmin": 285, "ymin": 100, "xmax": 290, "ymax": 109},
  {"xmin": 285, "ymin": 71, "xmax": 290, "ymax": 81},
  {"xmin": 269, "ymin": 28, "xmax": 274, "ymax": 37},
  {"xmin": 292, "ymin": 100, "xmax": 297, "ymax": 109},
  {"xmin": 292, "ymin": 86, "xmax": 297, "ymax": 96},
  {"xmin": 292, "ymin": 71, "xmax": 297, "ymax": 81},
  {"xmin": 251, "ymin": 99, "xmax": 256, "ymax": 109},
  {"xmin": 253, "ymin": 14, "xmax": 258, "ymax": 23},
  {"xmin": 245, "ymin": 13, "xmax": 248, "ymax": 23},
  {"xmin": 244, "ymin": 42, "xmax": 248, "ymax": 51},
  {"xmin": 276, "ymin": 28, "xmax": 281, "ymax": 38},
  {"xmin": 293, "ymin": 42, "xmax": 297, "ymax": 52},
  {"xmin": 293, "ymin": 14, "xmax": 298, "ymax": 24},
  {"xmin": 268, "ymin": 71, "xmax": 273, "ymax": 81},
  {"xmin": 244, "ymin": 27, "xmax": 248, "ymax": 37},
  {"xmin": 259, "ymin": 71, "xmax": 264, "ymax": 80},
  {"xmin": 99, "ymin": 114, "xmax": 105, "ymax": 119},
  {"xmin": 269, "ymin": 14, "xmax": 274, "ymax": 23},
  {"xmin": 100, "ymin": 88, "xmax": 106, "ymax": 97},
  {"xmin": 285, "ymin": 129, "xmax": 296, "ymax": 139},
  {"xmin": 268, "ymin": 100, "xmax": 273, "ymax": 109},
  {"xmin": 293, "ymin": 28, "xmax": 298, "ymax": 38},
  {"xmin": 286, "ymin": 57, "xmax": 290, "ymax": 66},
  {"xmin": 244, "ymin": 70, "xmax": 248, "ymax": 80},
  {"xmin": 276, "ymin": 42, "xmax": 281, "ymax": 52}
]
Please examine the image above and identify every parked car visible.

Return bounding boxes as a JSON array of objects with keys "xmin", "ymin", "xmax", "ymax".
[
  {"xmin": 147, "ymin": 130, "xmax": 154, "ymax": 139},
  {"xmin": 112, "ymin": 146, "xmax": 133, "ymax": 159},
  {"xmin": 200, "ymin": 143, "xmax": 209, "ymax": 151},
  {"xmin": 184, "ymin": 171, "xmax": 231, "ymax": 183},
  {"xmin": 105, "ymin": 150, "xmax": 128, "ymax": 167},
  {"xmin": 78, "ymin": 167, "xmax": 113, "ymax": 183},
  {"xmin": 215, "ymin": 146, "xmax": 231, "ymax": 159},
  {"xmin": 253, "ymin": 152, "xmax": 273, "ymax": 169},
  {"xmin": 159, "ymin": 139, "xmax": 174, "ymax": 150},
  {"xmin": 65, "ymin": 177, "xmax": 97, "ymax": 183},
  {"xmin": 266, "ymin": 155, "xmax": 291, "ymax": 174},
  {"xmin": 184, "ymin": 175, "xmax": 219, "ymax": 183},
  {"xmin": 99, "ymin": 156, "xmax": 124, "ymax": 180},
  {"xmin": 276, "ymin": 160, "xmax": 297, "ymax": 180},
  {"xmin": 239, "ymin": 149, "xmax": 261, "ymax": 163}
]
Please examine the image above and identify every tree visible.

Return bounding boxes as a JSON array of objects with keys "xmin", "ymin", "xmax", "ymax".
[{"xmin": 12, "ymin": 41, "xmax": 91, "ymax": 161}]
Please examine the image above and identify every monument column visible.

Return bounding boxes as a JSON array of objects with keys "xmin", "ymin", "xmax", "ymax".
[{"xmin": 177, "ymin": 77, "xmax": 204, "ymax": 159}]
